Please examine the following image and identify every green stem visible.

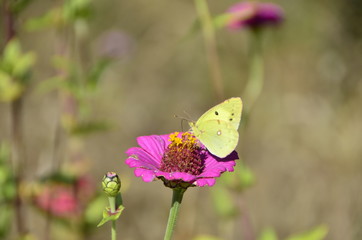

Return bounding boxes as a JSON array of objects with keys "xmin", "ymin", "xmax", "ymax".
[
  {"xmin": 108, "ymin": 197, "xmax": 117, "ymax": 240},
  {"xmin": 112, "ymin": 221, "xmax": 116, "ymax": 240},
  {"xmin": 2, "ymin": 0, "xmax": 28, "ymax": 236},
  {"xmin": 11, "ymin": 97, "xmax": 27, "ymax": 233},
  {"xmin": 194, "ymin": 0, "xmax": 224, "ymax": 101},
  {"xmin": 163, "ymin": 188, "xmax": 186, "ymax": 240},
  {"xmin": 242, "ymin": 29, "xmax": 264, "ymax": 125}
]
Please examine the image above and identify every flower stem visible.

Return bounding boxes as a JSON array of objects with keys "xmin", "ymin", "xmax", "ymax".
[
  {"xmin": 2, "ymin": 0, "xmax": 28, "ymax": 236},
  {"xmin": 108, "ymin": 197, "xmax": 117, "ymax": 240},
  {"xmin": 112, "ymin": 221, "xmax": 116, "ymax": 240},
  {"xmin": 242, "ymin": 29, "xmax": 264, "ymax": 125},
  {"xmin": 194, "ymin": 0, "xmax": 224, "ymax": 101},
  {"xmin": 163, "ymin": 188, "xmax": 185, "ymax": 240}
]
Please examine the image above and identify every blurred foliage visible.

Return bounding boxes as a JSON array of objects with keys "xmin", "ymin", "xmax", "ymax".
[
  {"xmin": 258, "ymin": 228, "xmax": 278, "ymax": 240},
  {"xmin": 257, "ymin": 225, "xmax": 328, "ymax": 240},
  {"xmin": 222, "ymin": 161, "xmax": 255, "ymax": 191},
  {"xmin": 39, "ymin": 56, "xmax": 110, "ymax": 98},
  {"xmin": 8, "ymin": 0, "xmax": 34, "ymax": 14},
  {"xmin": 193, "ymin": 235, "xmax": 223, "ymax": 240},
  {"xmin": 286, "ymin": 225, "xmax": 328, "ymax": 240},
  {"xmin": 84, "ymin": 194, "xmax": 109, "ymax": 226},
  {"xmin": 210, "ymin": 161, "xmax": 255, "ymax": 221},
  {"xmin": 25, "ymin": 0, "xmax": 93, "ymax": 31},
  {"xmin": 210, "ymin": 184, "xmax": 237, "ymax": 219},
  {"xmin": 0, "ymin": 143, "xmax": 16, "ymax": 238},
  {"xmin": 48, "ymin": 55, "xmax": 111, "ymax": 136},
  {"xmin": 340, "ymin": 0, "xmax": 362, "ymax": 39},
  {"xmin": 18, "ymin": 234, "xmax": 38, "ymax": 240},
  {"xmin": 0, "ymin": 39, "xmax": 36, "ymax": 101},
  {"xmin": 30, "ymin": 0, "xmax": 112, "ymax": 137}
]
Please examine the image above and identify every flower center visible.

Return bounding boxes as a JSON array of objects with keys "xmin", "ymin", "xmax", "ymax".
[{"xmin": 159, "ymin": 132, "xmax": 206, "ymax": 175}]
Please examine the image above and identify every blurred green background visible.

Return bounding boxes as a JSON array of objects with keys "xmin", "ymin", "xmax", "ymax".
[{"xmin": 0, "ymin": 0, "xmax": 361, "ymax": 239}]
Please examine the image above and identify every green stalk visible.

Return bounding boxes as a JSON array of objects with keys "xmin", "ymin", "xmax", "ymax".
[
  {"xmin": 242, "ymin": 29, "xmax": 264, "ymax": 127},
  {"xmin": 108, "ymin": 197, "xmax": 117, "ymax": 240},
  {"xmin": 163, "ymin": 188, "xmax": 186, "ymax": 240},
  {"xmin": 2, "ymin": 0, "xmax": 28, "ymax": 236},
  {"xmin": 194, "ymin": 0, "xmax": 224, "ymax": 101}
]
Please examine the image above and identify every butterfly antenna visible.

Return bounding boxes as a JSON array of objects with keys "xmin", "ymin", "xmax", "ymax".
[
  {"xmin": 174, "ymin": 114, "xmax": 192, "ymax": 132},
  {"xmin": 183, "ymin": 110, "xmax": 192, "ymax": 120}
]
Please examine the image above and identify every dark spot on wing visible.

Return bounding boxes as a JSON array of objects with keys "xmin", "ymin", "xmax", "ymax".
[
  {"xmin": 215, "ymin": 111, "xmax": 219, "ymax": 115},
  {"xmin": 231, "ymin": 113, "xmax": 234, "ymax": 116},
  {"xmin": 229, "ymin": 118, "xmax": 233, "ymax": 121}
]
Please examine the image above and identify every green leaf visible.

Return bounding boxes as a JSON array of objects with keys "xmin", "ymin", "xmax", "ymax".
[
  {"xmin": 3, "ymin": 183, "xmax": 16, "ymax": 200},
  {"xmin": 87, "ymin": 59, "xmax": 110, "ymax": 89},
  {"xmin": 25, "ymin": 8, "xmax": 64, "ymax": 31},
  {"xmin": 0, "ymin": 39, "xmax": 36, "ymax": 83},
  {"xmin": 12, "ymin": 52, "xmax": 36, "ymax": 78},
  {"xmin": 2, "ymin": 39, "xmax": 21, "ymax": 71},
  {"xmin": 0, "ymin": 71, "xmax": 23, "ymax": 102},
  {"xmin": 63, "ymin": 0, "xmax": 92, "ymax": 22},
  {"xmin": 115, "ymin": 192, "xmax": 123, "ymax": 208},
  {"xmin": 258, "ymin": 228, "xmax": 278, "ymax": 240},
  {"xmin": 286, "ymin": 225, "xmax": 328, "ymax": 240},
  {"xmin": 97, "ymin": 205, "xmax": 125, "ymax": 227},
  {"xmin": 0, "ymin": 205, "xmax": 13, "ymax": 238}
]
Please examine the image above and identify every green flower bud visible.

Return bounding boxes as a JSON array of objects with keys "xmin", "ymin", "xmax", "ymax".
[{"xmin": 102, "ymin": 172, "xmax": 121, "ymax": 197}]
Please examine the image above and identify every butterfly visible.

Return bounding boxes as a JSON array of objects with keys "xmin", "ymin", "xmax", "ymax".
[{"xmin": 189, "ymin": 97, "xmax": 243, "ymax": 158}]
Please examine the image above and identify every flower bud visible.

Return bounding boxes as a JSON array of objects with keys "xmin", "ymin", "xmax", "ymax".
[{"xmin": 102, "ymin": 172, "xmax": 121, "ymax": 197}]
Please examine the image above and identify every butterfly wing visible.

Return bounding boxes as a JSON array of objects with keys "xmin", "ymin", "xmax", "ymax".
[
  {"xmin": 196, "ymin": 97, "xmax": 242, "ymax": 130},
  {"xmin": 192, "ymin": 119, "xmax": 239, "ymax": 158}
]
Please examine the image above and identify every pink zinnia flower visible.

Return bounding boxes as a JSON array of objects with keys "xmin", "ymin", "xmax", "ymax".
[
  {"xmin": 227, "ymin": 2, "xmax": 284, "ymax": 30},
  {"xmin": 125, "ymin": 132, "xmax": 238, "ymax": 188}
]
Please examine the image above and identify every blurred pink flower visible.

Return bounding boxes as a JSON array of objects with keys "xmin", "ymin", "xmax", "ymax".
[
  {"xmin": 33, "ymin": 175, "xmax": 96, "ymax": 218},
  {"xmin": 125, "ymin": 132, "xmax": 238, "ymax": 188},
  {"xmin": 76, "ymin": 175, "xmax": 96, "ymax": 201},
  {"xmin": 35, "ymin": 184, "xmax": 80, "ymax": 218},
  {"xmin": 227, "ymin": 2, "xmax": 284, "ymax": 30}
]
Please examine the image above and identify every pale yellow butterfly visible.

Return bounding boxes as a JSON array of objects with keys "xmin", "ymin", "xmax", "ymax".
[{"xmin": 189, "ymin": 97, "xmax": 242, "ymax": 158}]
